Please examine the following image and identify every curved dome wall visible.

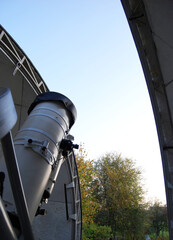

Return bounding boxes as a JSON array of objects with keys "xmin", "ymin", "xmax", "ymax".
[
  {"xmin": 0, "ymin": 25, "xmax": 49, "ymax": 134},
  {"xmin": 121, "ymin": 1, "xmax": 173, "ymax": 238}
]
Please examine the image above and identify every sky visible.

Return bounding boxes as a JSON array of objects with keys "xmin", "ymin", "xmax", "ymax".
[{"xmin": 1, "ymin": 0, "xmax": 166, "ymax": 203}]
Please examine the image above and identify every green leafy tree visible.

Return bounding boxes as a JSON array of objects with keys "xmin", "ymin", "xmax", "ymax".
[
  {"xmin": 94, "ymin": 152, "xmax": 146, "ymax": 239},
  {"xmin": 147, "ymin": 200, "xmax": 168, "ymax": 239}
]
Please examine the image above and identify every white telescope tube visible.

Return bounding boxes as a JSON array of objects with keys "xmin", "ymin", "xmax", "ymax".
[{"xmin": 7, "ymin": 92, "xmax": 76, "ymax": 221}]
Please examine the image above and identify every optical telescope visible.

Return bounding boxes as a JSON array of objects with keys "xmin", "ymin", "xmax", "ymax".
[{"xmin": 0, "ymin": 25, "xmax": 82, "ymax": 240}]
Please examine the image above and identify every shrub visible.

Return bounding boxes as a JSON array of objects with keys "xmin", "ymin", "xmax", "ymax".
[{"xmin": 82, "ymin": 223, "xmax": 112, "ymax": 240}]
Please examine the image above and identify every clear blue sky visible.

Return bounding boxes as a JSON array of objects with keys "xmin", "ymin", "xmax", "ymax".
[{"xmin": 1, "ymin": 0, "xmax": 166, "ymax": 203}]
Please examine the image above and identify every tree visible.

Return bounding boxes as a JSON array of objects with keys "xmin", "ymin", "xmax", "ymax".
[
  {"xmin": 147, "ymin": 200, "xmax": 168, "ymax": 239},
  {"xmin": 94, "ymin": 152, "xmax": 146, "ymax": 239},
  {"xmin": 75, "ymin": 146, "xmax": 99, "ymax": 224}
]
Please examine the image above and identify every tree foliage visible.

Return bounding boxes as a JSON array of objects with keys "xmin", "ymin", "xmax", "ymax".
[
  {"xmin": 146, "ymin": 200, "xmax": 168, "ymax": 238},
  {"xmin": 94, "ymin": 152, "xmax": 146, "ymax": 238},
  {"xmin": 75, "ymin": 147, "xmax": 99, "ymax": 224},
  {"xmin": 75, "ymin": 148, "xmax": 168, "ymax": 240},
  {"xmin": 82, "ymin": 223, "xmax": 111, "ymax": 240}
]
